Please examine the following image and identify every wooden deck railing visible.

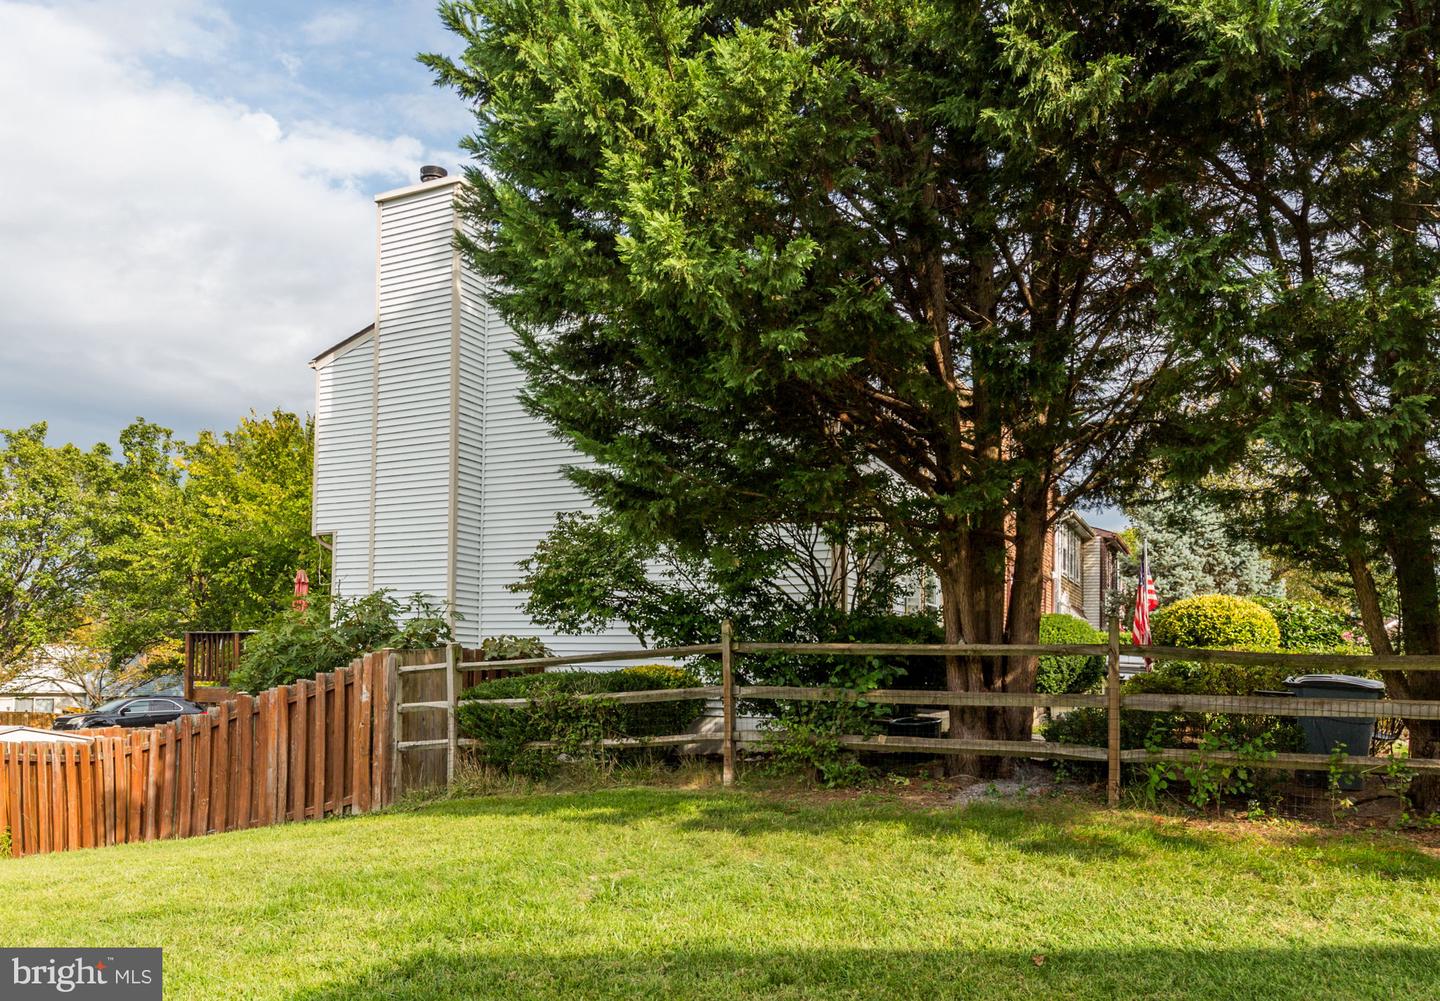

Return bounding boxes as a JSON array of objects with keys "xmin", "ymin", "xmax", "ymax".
[{"xmin": 183, "ymin": 630, "xmax": 254, "ymax": 700}]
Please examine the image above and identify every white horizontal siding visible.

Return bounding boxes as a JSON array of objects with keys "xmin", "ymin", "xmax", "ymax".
[
  {"xmin": 372, "ymin": 186, "xmax": 454, "ymax": 605},
  {"xmin": 313, "ymin": 334, "xmax": 374, "ymax": 600},
  {"xmin": 454, "ymin": 259, "xmax": 486, "ymax": 645},
  {"xmin": 475, "ymin": 296, "xmax": 642, "ymax": 657}
]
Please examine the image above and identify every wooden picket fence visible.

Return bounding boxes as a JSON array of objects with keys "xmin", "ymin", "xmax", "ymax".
[{"xmin": 0, "ymin": 651, "xmax": 398, "ymax": 858}]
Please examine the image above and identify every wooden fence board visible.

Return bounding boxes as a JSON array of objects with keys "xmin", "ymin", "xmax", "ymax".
[
  {"xmin": 291, "ymin": 681, "xmax": 309, "ymax": 822},
  {"xmin": 273, "ymin": 687, "xmax": 289, "ymax": 829},
  {"xmin": 66, "ymin": 745, "xmax": 81, "ymax": 849},
  {"xmin": 128, "ymin": 731, "xmax": 144, "ymax": 840},
  {"xmin": 158, "ymin": 724, "xmax": 174, "ymax": 840},
  {"xmin": 26, "ymin": 747, "xmax": 39, "ymax": 853},
  {"xmin": 346, "ymin": 665, "xmax": 359, "ymax": 810},
  {"xmin": 311, "ymin": 674, "xmax": 327, "ymax": 819},
  {"xmin": 36, "ymin": 745, "xmax": 51, "ymax": 854},
  {"xmin": 177, "ymin": 717, "xmax": 194, "ymax": 839},
  {"xmin": 257, "ymin": 689, "xmax": 274, "ymax": 828},
  {"xmin": 212, "ymin": 705, "xmax": 229, "ymax": 834},
  {"xmin": 371, "ymin": 657, "xmax": 388, "ymax": 807},
  {"xmin": 234, "ymin": 694, "xmax": 253, "ymax": 830},
  {"xmin": 0, "ymin": 749, "xmax": 9, "ymax": 854},
  {"xmin": 355, "ymin": 654, "xmax": 373, "ymax": 814}
]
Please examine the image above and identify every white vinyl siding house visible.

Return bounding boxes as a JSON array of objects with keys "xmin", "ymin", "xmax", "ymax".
[{"xmin": 310, "ymin": 173, "xmax": 638, "ymax": 654}]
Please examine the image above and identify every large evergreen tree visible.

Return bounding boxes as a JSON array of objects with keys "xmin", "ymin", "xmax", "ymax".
[{"xmin": 426, "ymin": 0, "xmax": 1198, "ymax": 765}]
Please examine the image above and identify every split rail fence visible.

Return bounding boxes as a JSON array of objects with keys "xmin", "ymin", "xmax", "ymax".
[
  {"xmin": 9, "ymin": 625, "xmax": 1440, "ymax": 858},
  {"xmin": 455, "ymin": 620, "xmax": 1440, "ymax": 803}
]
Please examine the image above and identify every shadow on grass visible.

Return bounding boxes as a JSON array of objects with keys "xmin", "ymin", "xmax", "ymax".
[
  {"xmin": 285, "ymin": 944, "xmax": 1440, "ymax": 1001},
  {"xmin": 413, "ymin": 787, "xmax": 1440, "ymax": 878}
]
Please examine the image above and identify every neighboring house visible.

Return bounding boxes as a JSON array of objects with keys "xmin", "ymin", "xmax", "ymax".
[
  {"xmin": 0, "ymin": 652, "xmax": 87, "ymax": 714},
  {"xmin": 1053, "ymin": 514, "xmax": 1131, "ymax": 632},
  {"xmin": 0, "ymin": 648, "xmax": 179, "ymax": 714},
  {"xmin": 310, "ymin": 170, "xmax": 1129, "ymax": 649}
]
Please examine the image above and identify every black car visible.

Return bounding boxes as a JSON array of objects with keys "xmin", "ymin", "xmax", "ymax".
[{"xmin": 52, "ymin": 696, "xmax": 207, "ymax": 731}]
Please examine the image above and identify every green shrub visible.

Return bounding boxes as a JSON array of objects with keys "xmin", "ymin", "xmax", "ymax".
[
  {"xmin": 1150, "ymin": 594, "xmax": 1280, "ymax": 650},
  {"xmin": 457, "ymin": 664, "xmax": 705, "ymax": 774},
  {"xmin": 761, "ymin": 700, "xmax": 878, "ymax": 788},
  {"xmin": 231, "ymin": 591, "xmax": 452, "ymax": 693},
  {"xmin": 1036, "ymin": 614, "xmax": 1107, "ymax": 694},
  {"xmin": 476, "ymin": 635, "xmax": 552, "ymax": 662},
  {"xmin": 1251, "ymin": 596, "xmax": 1353, "ymax": 650}
]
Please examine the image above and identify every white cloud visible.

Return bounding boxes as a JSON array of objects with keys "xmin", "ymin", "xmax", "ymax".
[
  {"xmin": 0, "ymin": 2, "xmax": 437, "ymax": 446},
  {"xmin": 300, "ymin": 7, "xmax": 364, "ymax": 45}
]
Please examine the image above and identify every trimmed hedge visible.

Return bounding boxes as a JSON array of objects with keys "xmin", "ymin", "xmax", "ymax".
[
  {"xmin": 1036, "ymin": 614, "xmax": 1107, "ymax": 695},
  {"xmin": 457, "ymin": 664, "xmax": 706, "ymax": 773},
  {"xmin": 1150, "ymin": 594, "xmax": 1280, "ymax": 650}
]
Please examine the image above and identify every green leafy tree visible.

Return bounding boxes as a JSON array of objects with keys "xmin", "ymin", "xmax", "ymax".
[
  {"xmin": 93, "ymin": 410, "xmax": 321, "ymax": 663},
  {"xmin": 0, "ymin": 424, "xmax": 114, "ymax": 683},
  {"xmin": 425, "ymin": 0, "xmax": 1197, "ymax": 766},
  {"xmin": 516, "ymin": 512, "xmax": 917, "ymax": 649}
]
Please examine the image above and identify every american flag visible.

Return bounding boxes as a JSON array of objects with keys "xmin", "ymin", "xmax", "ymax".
[{"xmin": 1132, "ymin": 543, "xmax": 1158, "ymax": 654}]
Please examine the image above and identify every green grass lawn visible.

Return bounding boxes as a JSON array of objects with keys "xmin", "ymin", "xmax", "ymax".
[{"xmin": 5, "ymin": 785, "xmax": 1439, "ymax": 1000}]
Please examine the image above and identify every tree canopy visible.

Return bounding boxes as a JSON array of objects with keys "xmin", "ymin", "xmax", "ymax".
[
  {"xmin": 0, "ymin": 411, "xmax": 321, "ymax": 684},
  {"xmin": 426, "ymin": 0, "xmax": 1207, "ymax": 762}
]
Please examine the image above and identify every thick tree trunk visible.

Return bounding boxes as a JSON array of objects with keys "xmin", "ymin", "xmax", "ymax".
[
  {"xmin": 1391, "ymin": 542, "xmax": 1440, "ymax": 812},
  {"xmin": 939, "ymin": 510, "xmax": 1009, "ymax": 778},
  {"xmin": 1002, "ymin": 494, "xmax": 1049, "ymax": 741},
  {"xmin": 1384, "ymin": 460, "xmax": 1440, "ymax": 812},
  {"xmin": 937, "ymin": 490, "xmax": 1050, "ymax": 777}
]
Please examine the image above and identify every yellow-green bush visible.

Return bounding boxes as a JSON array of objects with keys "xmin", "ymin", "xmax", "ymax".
[{"xmin": 1150, "ymin": 594, "xmax": 1280, "ymax": 650}]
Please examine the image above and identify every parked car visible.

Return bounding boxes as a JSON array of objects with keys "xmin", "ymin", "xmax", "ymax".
[{"xmin": 52, "ymin": 697, "xmax": 207, "ymax": 731}]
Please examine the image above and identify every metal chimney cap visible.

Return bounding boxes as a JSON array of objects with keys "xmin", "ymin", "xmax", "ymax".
[{"xmin": 420, "ymin": 165, "xmax": 448, "ymax": 182}]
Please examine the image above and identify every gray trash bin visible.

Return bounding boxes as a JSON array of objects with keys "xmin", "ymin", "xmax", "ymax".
[{"xmin": 1284, "ymin": 674, "xmax": 1386, "ymax": 790}]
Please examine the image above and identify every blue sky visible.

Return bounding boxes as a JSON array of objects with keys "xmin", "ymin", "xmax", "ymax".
[{"xmin": 0, "ymin": 0, "xmax": 472, "ymax": 449}]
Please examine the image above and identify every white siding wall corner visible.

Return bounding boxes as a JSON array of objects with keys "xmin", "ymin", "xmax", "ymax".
[
  {"xmin": 312, "ymin": 176, "xmax": 644, "ymax": 656},
  {"xmin": 312, "ymin": 332, "xmax": 375, "ymax": 598},
  {"xmin": 371, "ymin": 186, "xmax": 456, "ymax": 608}
]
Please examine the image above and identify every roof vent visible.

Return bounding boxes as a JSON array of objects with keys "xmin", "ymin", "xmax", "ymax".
[{"xmin": 420, "ymin": 165, "xmax": 448, "ymax": 183}]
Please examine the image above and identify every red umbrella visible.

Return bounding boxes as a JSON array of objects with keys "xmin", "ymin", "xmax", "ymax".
[{"xmin": 293, "ymin": 569, "xmax": 310, "ymax": 612}]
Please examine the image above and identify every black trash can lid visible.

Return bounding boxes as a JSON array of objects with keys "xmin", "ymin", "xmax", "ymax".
[{"xmin": 1283, "ymin": 674, "xmax": 1385, "ymax": 692}]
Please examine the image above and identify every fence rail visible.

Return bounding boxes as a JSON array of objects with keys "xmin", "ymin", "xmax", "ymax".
[
  {"xmin": 454, "ymin": 620, "xmax": 1440, "ymax": 803},
  {"xmin": 1, "ymin": 651, "xmax": 399, "ymax": 858}
]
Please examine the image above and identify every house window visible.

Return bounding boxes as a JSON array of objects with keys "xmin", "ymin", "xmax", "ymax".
[
  {"xmin": 1059, "ymin": 527, "xmax": 1081, "ymax": 582},
  {"xmin": 32, "ymin": 698, "xmax": 54, "ymax": 714}
]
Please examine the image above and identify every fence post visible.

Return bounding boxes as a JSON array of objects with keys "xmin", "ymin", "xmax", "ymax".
[
  {"xmin": 386, "ymin": 652, "xmax": 401, "ymax": 807},
  {"xmin": 445, "ymin": 642, "xmax": 460, "ymax": 787},
  {"xmin": 1106, "ymin": 614, "xmax": 1121, "ymax": 806},
  {"xmin": 721, "ymin": 620, "xmax": 735, "ymax": 787}
]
